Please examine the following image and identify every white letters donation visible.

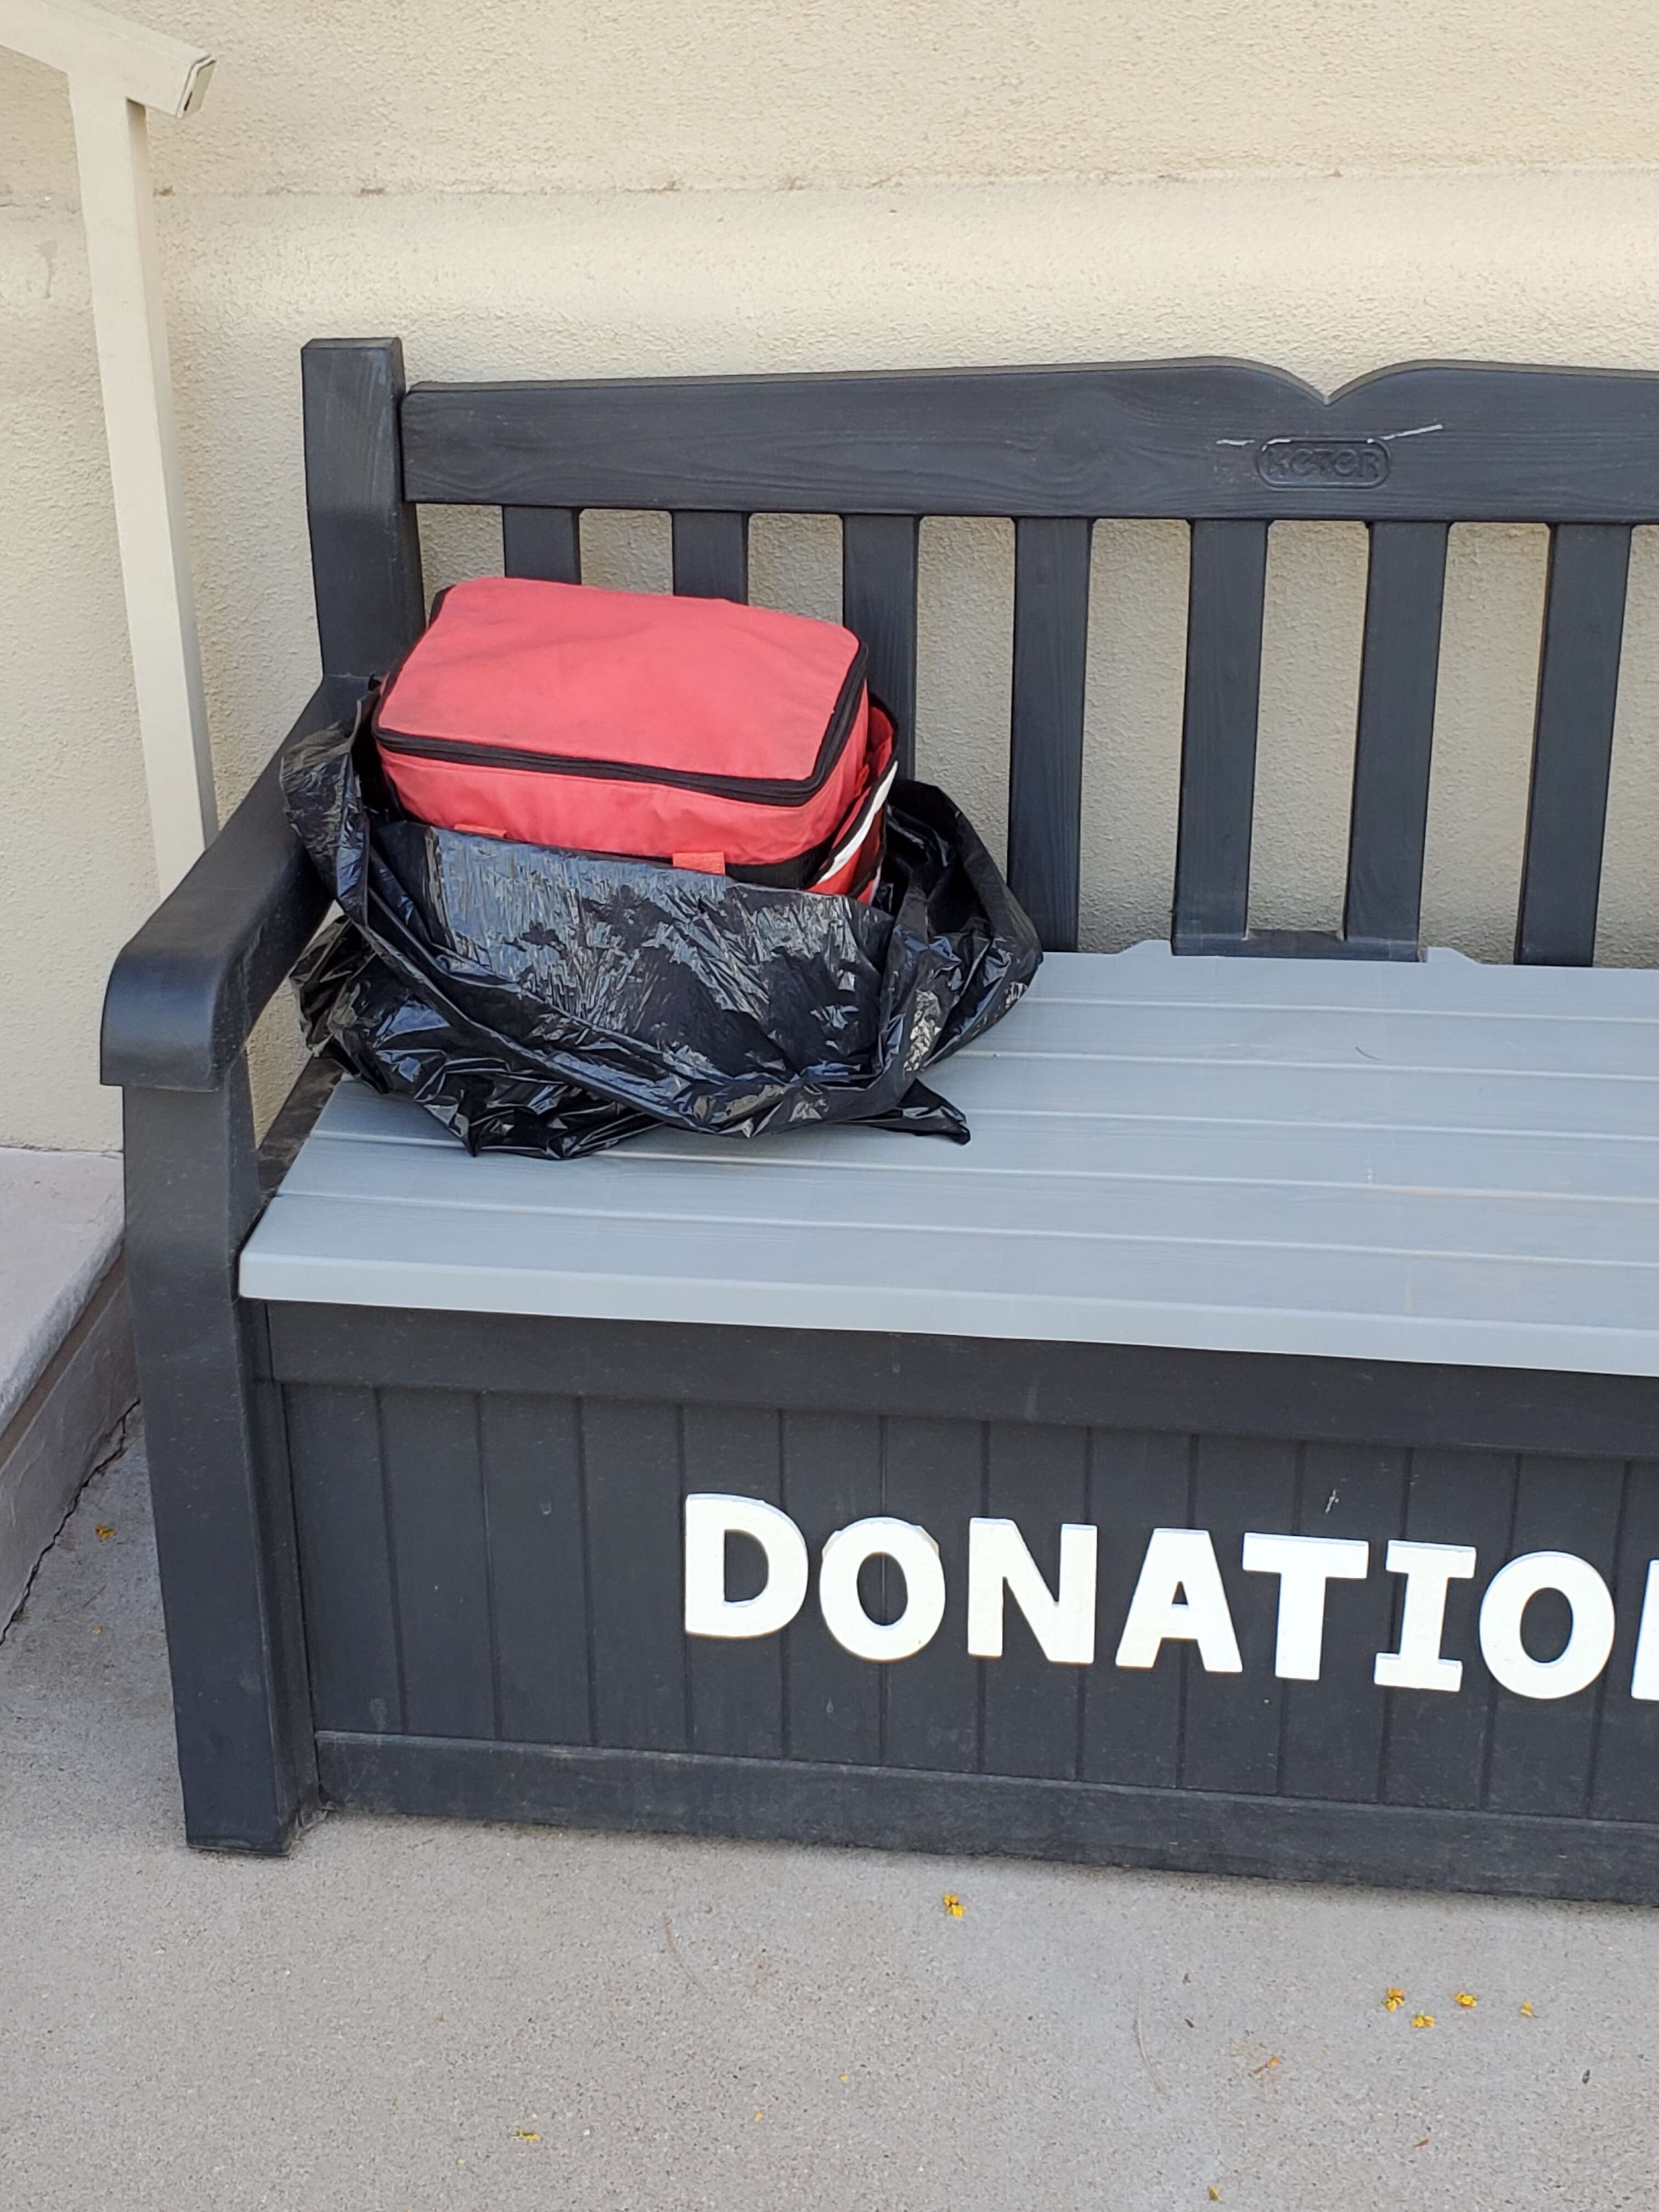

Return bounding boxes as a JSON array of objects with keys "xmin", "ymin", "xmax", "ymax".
[{"xmin": 682, "ymin": 1494, "xmax": 1659, "ymax": 1703}]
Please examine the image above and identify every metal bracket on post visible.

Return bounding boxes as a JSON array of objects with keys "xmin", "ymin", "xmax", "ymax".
[{"xmin": 1, "ymin": 0, "xmax": 217, "ymax": 894}]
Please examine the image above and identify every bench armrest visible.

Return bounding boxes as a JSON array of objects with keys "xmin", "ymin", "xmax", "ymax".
[
  {"xmin": 106, "ymin": 679, "xmax": 360, "ymax": 1858},
  {"xmin": 100, "ymin": 679, "xmax": 357, "ymax": 1094}
]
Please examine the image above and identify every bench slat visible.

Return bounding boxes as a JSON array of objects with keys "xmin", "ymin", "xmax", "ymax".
[
  {"xmin": 670, "ymin": 510, "xmax": 749, "ymax": 600},
  {"xmin": 1184, "ymin": 1437, "xmax": 1299, "ymax": 1793},
  {"xmin": 948, "ymin": 995, "xmax": 1659, "ymax": 1074},
  {"xmin": 981, "ymin": 1424, "xmax": 1088, "ymax": 1780},
  {"xmin": 307, "ymin": 1093, "xmax": 1659, "ymax": 1204},
  {"xmin": 781, "ymin": 1413, "xmax": 883, "ymax": 1765},
  {"xmin": 585, "ymin": 1402, "xmax": 689, "ymax": 1751},
  {"xmin": 1516, "ymin": 522, "xmax": 1633, "ymax": 966},
  {"xmin": 684, "ymin": 1407, "xmax": 785, "ymax": 1759},
  {"xmin": 244, "ymin": 1186, "xmax": 1659, "ymax": 1372},
  {"xmin": 1590, "ymin": 1469, "xmax": 1659, "ymax": 1821},
  {"xmin": 312, "ymin": 1064, "xmax": 1659, "ymax": 1150},
  {"xmin": 906, "ymin": 1051, "xmax": 1659, "ymax": 1135},
  {"xmin": 1173, "ymin": 520, "xmax": 1270, "ymax": 951},
  {"xmin": 479, "ymin": 1395, "xmax": 594, "ymax": 1746},
  {"xmin": 380, "ymin": 1391, "xmax": 497, "ymax": 1740},
  {"xmin": 275, "ymin": 1136, "xmax": 1659, "ymax": 1268},
  {"xmin": 841, "ymin": 515, "xmax": 920, "ymax": 777},
  {"xmin": 1344, "ymin": 521, "xmax": 1449, "ymax": 956},
  {"xmin": 1081, "ymin": 1431, "xmax": 1188, "ymax": 1788},
  {"xmin": 284, "ymin": 1387, "xmax": 402, "ymax": 1735},
  {"xmin": 1008, "ymin": 517, "xmax": 1093, "ymax": 951},
  {"xmin": 400, "ymin": 360, "xmax": 1659, "ymax": 522},
  {"xmin": 1280, "ymin": 1443, "xmax": 1409, "ymax": 1803},
  {"xmin": 1486, "ymin": 1455, "xmax": 1625, "ymax": 1817},
  {"xmin": 501, "ymin": 505, "xmax": 582, "ymax": 583},
  {"xmin": 884, "ymin": 1418, "xmax": 983, "ymax": 1772},
  {"xmin": 1384, "ymin": 1449, "xmax": 1517, "ymax": 1810}
]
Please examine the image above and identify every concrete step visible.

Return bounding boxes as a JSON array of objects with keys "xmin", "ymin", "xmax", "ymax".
[{"xmin": 0, "ymin": 1148, "xmax": 135, "ymax": 1625}]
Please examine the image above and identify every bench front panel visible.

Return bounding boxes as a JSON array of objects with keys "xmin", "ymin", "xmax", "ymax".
[{"xmin": 267, "ymin": 1316, "xmax": 1659, "ymax": 1892}]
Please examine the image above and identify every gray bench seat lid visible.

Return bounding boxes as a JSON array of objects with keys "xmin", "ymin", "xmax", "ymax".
[{"xmin": 240, "ymin": 943, "xmax": 1659, "ymax": 1376}]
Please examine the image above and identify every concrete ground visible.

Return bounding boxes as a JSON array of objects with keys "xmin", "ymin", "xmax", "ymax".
[{"xmin": 2, "ymin": 1435, "xmax": 1656, "ymax": 2210}]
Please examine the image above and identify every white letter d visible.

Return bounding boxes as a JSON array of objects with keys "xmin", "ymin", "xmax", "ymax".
[{"xmin": 684, "ymin": 1494, "xmax": 809, "ymax": 1640}]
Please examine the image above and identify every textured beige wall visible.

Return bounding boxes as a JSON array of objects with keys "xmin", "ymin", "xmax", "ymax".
[
  {"xmin": 8, "ymin": 0, "xmax": 1659, "ymax": 194},
  {"xmin": 5, "ymin": 5, "xmax": 1659, "ymax": 1148}
]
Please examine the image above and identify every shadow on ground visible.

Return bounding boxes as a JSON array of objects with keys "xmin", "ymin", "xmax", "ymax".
[{"xmin": 1, "ymin": 1433, "xmax": 1654, "ymax": 2209}]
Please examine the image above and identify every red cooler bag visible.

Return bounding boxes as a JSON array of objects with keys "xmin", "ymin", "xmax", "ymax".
[{"xmin": 372, "ymin": 575, "xmax": 896, "ymax": 899}]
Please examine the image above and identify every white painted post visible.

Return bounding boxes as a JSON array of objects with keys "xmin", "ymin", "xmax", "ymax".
[{"xmin": 1, "ymin": 0, "xmax": 216, "ymax": 893}]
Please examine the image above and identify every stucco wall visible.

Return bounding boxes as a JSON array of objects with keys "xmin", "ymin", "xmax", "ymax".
[{"xmin": 4, "ymin": 3, "xmax": 1659, "ymax": 1149}]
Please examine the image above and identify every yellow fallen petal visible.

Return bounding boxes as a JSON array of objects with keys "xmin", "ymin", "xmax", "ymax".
[
  {"xmin": 753, "ymin": 2110, "xmax": 764, "ymax": 2122},
  {"xmin": 943, "ymin": 1893, "xmax": 965, "ymax": 1918},
  {"xmin": 1454, "ymin": 1991, "xmax": 1477, "ymax": 2008},
  {"xmin": 1520, "ymin": 2001, "xmax": 1536, "ymax": 2018},
  {"xmin": 1209, "ymin": 2190, "xmax": 1222, "ymax": 2203},
  {"xmin": 1412, "ymin": 2013, "xmax": 1435, "ymax": 2030},
  {"xmin": 514, "ymin": 2130, "xmax": 540, "ymax": 2143},
  {"xmin": 94, "ymin": 1526, "xmax": 115, "ymax": 1541},
  {"xmin": 1383, "ymin": 1988, "xmax": 1407, "ymax": 2011}
]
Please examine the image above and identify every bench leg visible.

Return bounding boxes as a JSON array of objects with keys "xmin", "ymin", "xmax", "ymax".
[{"xmin": 124, "ymin": 1076, "xmax": 318, "ymax": 1853}]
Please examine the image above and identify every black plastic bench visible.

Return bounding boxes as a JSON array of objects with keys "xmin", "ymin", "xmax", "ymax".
[{"xmin": 103, "ymin": 339, "xmax": 1659, "ymax": 1900}]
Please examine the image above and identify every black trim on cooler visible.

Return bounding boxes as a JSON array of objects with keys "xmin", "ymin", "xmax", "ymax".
[
  {"xmin": 714, "ymin": 706, "xmax": 897, "ymax": 892},
  {"xmin": 808, "ymin": 757, "xmax": 898, "ymax": 888},
  {"xmin": 716, "ymin": 757, "xmax": 893, "ymax": 894}
]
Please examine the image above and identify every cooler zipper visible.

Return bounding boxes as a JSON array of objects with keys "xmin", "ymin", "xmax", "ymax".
[{"xmin": 375, "ymin": 644, "xmax": 868, "ymax": 810}]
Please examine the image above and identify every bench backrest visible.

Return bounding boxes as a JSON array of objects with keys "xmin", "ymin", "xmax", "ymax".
[{"xmin": 301, "ymin": 337, "xmax": 1659, "ymax": 961}]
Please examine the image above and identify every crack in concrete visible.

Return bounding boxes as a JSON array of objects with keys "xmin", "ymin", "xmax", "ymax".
[{"xmin": 1, "ymin": 1402, "xmax": 139, "ymax": 1645}]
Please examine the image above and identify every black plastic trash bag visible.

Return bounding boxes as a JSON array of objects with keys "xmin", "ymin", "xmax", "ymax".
[{"xmin": 280, "ymin": 706, "xmax": 1041, "ymax": 1159}]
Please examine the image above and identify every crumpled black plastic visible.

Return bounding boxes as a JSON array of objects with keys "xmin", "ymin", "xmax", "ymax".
[{"xmin": 280, "ymin": 706, "xmax": 1042, "ymax": 1159}]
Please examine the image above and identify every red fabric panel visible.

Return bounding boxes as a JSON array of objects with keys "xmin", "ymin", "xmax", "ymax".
[{"xmin": 375, "ymin": 575, "xmax": 880, "ymax": 876}]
